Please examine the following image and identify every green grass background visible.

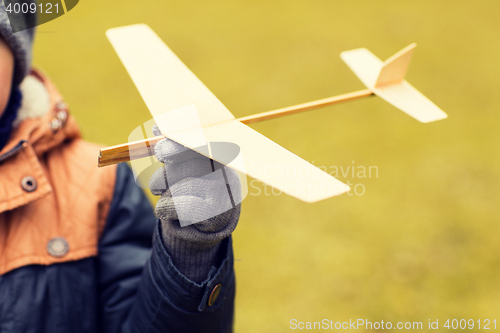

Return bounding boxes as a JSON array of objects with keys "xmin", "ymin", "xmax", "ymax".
[{"xmin": 33, "ymin": 1, "xmax": 500, "ymax": 331}]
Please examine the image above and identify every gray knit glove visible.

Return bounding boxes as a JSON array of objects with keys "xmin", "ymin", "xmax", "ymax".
[{"xmin": 149, "ymin": 125, "xmax": 241, "ymax": 283}]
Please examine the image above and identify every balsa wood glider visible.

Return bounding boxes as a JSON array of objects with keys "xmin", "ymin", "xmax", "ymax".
[{"xmin": 98, "ymin": 24, "xmax": 447, "ymax": 203}]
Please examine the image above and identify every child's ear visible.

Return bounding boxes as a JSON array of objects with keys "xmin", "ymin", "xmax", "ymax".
[{"xmin": 0, "ymin": 36, "xmax": 14, "ymax": 118}]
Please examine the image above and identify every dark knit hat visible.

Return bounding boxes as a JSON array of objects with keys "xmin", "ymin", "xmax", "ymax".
[{"xmin": 0, "ymin": 1, "xmax": 36, "ymax": 86}]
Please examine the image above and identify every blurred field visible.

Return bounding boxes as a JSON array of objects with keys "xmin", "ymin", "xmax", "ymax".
[{"xmin": 33, "ymin": 1, "xmax": 500, "ymax": 331}]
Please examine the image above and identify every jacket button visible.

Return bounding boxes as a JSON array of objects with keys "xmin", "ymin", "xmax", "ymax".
[
  {"xmin": 50, "ymin": 118, "xmax": 62, "ymax": 132},
  {"xmin": 56, "ymin": 109, "xmax": 68, "ymax": 122},
  {"xmin": 208, "ymin": 284, "xmax": 222, "ymax": 307},
  {"xmin": 21, "ymin": 176, "xmax": 37, "ymax": 192},
  {"xmin": 47, "ymin": 237, "xmax": 69, "ymax": 258}
]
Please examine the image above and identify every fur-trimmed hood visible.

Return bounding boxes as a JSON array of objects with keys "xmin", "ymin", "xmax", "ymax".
[{"xmin": 0, "ymin": 69, "xmax": 81, "ymax": 159}]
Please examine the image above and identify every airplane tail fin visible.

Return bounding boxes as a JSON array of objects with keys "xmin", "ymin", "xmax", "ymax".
[{"xmin": 375, "ymin": 43, "xmax": 416, "ymax": 88}]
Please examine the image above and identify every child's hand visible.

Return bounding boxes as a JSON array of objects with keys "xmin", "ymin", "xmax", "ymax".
[
  {"xmin": 149, "ymin": 125, "xmax": 241, "ymax": 228},
  {"xmin": 148, "ymin": 125, "xmax": 241, "ymax": 282}
]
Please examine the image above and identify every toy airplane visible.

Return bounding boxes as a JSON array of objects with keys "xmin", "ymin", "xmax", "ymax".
[{"xmin": 98, "ymin": 24, "xmax": 447, "ymax": 203}]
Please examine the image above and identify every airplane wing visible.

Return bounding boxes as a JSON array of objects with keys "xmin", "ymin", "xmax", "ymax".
[
  {"xmin": 164, "ymin": 119, "xmax": 350, "ymax": 203},
  {"xmin": 106, "ymin": 24, "xmax": 235, "ymax": 127},
  {"xmin": 341, "ymin": 46, "xmax": 447, "ymax": 123},
  {"xmin": 108, "ymin": 24, "xmax": 350, "ymax": 202}
]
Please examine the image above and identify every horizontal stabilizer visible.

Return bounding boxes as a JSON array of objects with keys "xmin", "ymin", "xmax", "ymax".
[
  {"xmin": 340, "ymin": 48, "xmax": 381, "ymax": 88},
  {"xmin": 375, "ymin": 81, "xmax": 447, "ymax": 123}
]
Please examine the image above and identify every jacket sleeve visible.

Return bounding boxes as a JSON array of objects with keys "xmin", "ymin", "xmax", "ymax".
[{"xmin": 97, "ymin": 163, "xmax": 236, "ymax": 333}]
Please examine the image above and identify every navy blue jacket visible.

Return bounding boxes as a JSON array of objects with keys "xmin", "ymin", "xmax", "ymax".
[{"xmin": 0, "ymin": 164, "xmax": 235, "ymax": 333}]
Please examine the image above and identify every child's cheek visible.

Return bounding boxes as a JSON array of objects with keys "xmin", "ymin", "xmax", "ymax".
[
  {"xmin": 0, "ymin": 43, "xmax": 14, "ymax": 117},
  {"xmin": 0, "ymin": 82, "xmax": 12, "ymax": 118}
]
